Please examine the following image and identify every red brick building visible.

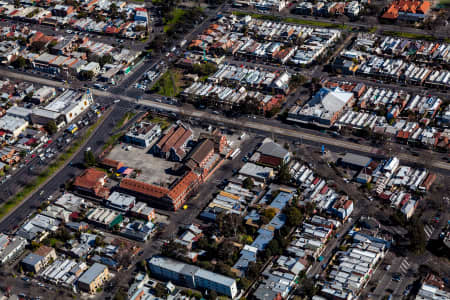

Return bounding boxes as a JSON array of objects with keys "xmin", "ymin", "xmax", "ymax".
[
  {"xmin": 73, "ymin": 168, "xmax": 110, "ymax": 199},
  {"xmin": 119, "ymin": 171, "xmax": 200, "ymax": 211}
]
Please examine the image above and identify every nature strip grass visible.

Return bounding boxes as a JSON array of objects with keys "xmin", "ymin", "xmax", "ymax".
[
  {"xmin": 0, "ymin": 114, "xmax": 105, "ymax": 220},
  {"xmin": 382, "ymin": 30, "xmax": 437, "ymax": 41},
  {"xmin": 232, "ymin": 11, "xmax": 352, "ymax": 30},
  {"xmin": 114, "ymin": 111, "xmax": 137, "ymax": 131}
]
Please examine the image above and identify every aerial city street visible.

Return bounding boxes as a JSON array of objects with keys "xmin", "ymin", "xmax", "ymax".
[{"xmin": 0, "ymin": 0, "xmax": 449, "ymax": 299}]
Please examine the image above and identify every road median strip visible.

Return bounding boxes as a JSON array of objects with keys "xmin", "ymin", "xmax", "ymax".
[
  {"xmin": 0, "ymin": 112, "xmax": 108, "ymax": 221},
  {"xmin": 382, "ymin": 30, "xmax": 440, "ymax": 41}
]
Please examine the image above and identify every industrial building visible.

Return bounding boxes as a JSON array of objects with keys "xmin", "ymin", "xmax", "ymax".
[{"xmin": 148, "ymin": 256, "xmax": 238, "ymax": 298}]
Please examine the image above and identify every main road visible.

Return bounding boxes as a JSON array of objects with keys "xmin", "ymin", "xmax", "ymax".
[
  {"xmin": 0, "ymin": 101, "xmax": 131, "ymax": 232},
  {"xmin": 2, "ymin": 68, "xmax": 450, "ymax": 174}
]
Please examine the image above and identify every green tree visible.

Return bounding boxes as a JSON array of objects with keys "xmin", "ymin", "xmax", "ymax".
[
  {"xmin": 285, "ymin": 206, "xmax": 303, "ymax": 227},
  {"xmin": 238, "ymin": 278, "xmax": 251, "ymax": 290},
  {"xmin": 217, "ymin": 240, "xmax": 237, "ymax": 264},
  {"xmin": 84, "ymin": 150, "xmax": 96, "ymax": 167},
  {"xmin": 239, "ymin": 97, "xmax": 261, "ymax": 115},
  {"xmin": 29, "ymin": 41, "xmax": 48, "ymax": 53},
  {"xmin": 98, "ymin": 54, "xmax": 114, "ymax": 67},
  {"xmin": 408, "ymin": 217, "xmax": 426, "ymax": 254},
  {"xmin": 137, "ymin": 260, "xmax": 147, "ymax": 273},
  {"xmin": 12, "ymin": 56, "xmax": 27, "ymax": 69},
  {"xmin": 276, "ymin": 162, "xmax": 291, "ymax": 184},
  {"xmin": 264, "ymin": 208, "xmax": 277, "ymax": 220},
  {"xmin": 192, "ymin": 62, "xmax": 218, "ymax": 76},
  {"xmin": 216, "ymin": 212, "xmax": 242, "ymax": 237},
  {"xmin": 214, "ymin": 262, "xmax": 234, "ymax": 278},
  {"xmin": 266, "ymin": 239, "xmax": 281, "ymax": 256},
  {"xmin": 242, "ymin": 177, "xmax": 254, "ymax": 190},
  {"xmin": 81, "ymin": 70, "xmax": 95, "ymax": 80},
  {"xmin": 48, "ymin": 40, "xmax": 58, "ymax": 49},
  {"xmin": 46, "ymin": 120, "xmax": 58, "ymax": 135},
  {"xmin": 295, "ymin": 278, "xmax": 318, "ymax": 297},
  {"xmin": 240, "ymin": 234, "xmax": 253, "ymax": 244},
  {"xmin": 94, "ymin": 236, "xmax": 104, "ymax": 247},
  {"xmin": 153, "ymin": 283, "xmax": 167, "ymax": 298},
  {"xmin": 161, "ymin": 241, "xmax": 187, "ymax": 258},
  {"xmin": 110, "ymin": 2, "xmax": 118, "ymax": 18},
  {"xmin": 289, "ymin": 74, "xmax": 307, "ymax": 89},
  {"xmin": 246, "ymin": 261, "xmax": 262, "ymax": 281},
  {"xmin": 56, "ymin": 227, "xmax": 72, "ymax": 241},
  {"xmin": 113, "ymin": 289, "xmax": 127, "ymax": 300},
  {"xmin": 206, "ymin": 290, "xmax": 217, "ymax": 300}
]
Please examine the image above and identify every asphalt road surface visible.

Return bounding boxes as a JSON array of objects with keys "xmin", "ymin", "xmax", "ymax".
[{"xmin": 2, "ymin": 67, "xmax": 450, "ymax": 175}]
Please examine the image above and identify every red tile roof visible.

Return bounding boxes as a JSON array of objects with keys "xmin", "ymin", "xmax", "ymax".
[
  {"xmin": 120, "ymin": 178, "xmax": 169, "ymax": 199},
  {"xmin": 162, "ymin": 126, "xmax": 187, "ymax": 153},
  {"xmin": 73, "ymin": 168, "xmax": 106, "ymax": 190},
  {"xmin": 101, "ymin": 158, "xmax": 123, "ymax": 170},
  {"xmin": 320, "ymin": 186, "xmax": 329, "ymax": 194},
  {"xmin": 382, "ymin": 0, "xmax": 431, "ymax": 19},
  {"xmin": 258, "ymin": 155, "xmax": 282, "ymax": 167},
  {"xmin": 343, "ymin": 200, "xmax": 353, "ymax": 209},
  {"xmin": 156, "ymin": 127, "xmax": 175, "ymax": 150},
  {"xmin": 172, "ymin": 128, "xmax": 193, "ymax": 152},
  {"xmin": 105, "ymin": 26, "xmax": 119, "ymax": 34}
]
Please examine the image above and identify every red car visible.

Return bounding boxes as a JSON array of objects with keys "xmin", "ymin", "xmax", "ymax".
[{"xmin": 31, "ymin": 154, "xmax": 36, "ymax": 158}]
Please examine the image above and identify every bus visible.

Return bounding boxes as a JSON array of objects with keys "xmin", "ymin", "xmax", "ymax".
[
  {"xmin": 67, "ymin": 124, "xmax": 78, "ymax": 134},
  {"xmin": 230, "ymin": 148, "xmax": 241, "ymax": 160}
]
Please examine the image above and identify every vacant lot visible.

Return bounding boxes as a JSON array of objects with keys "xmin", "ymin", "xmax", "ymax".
[{"xmin": 151, "ymin": 69, "xmax": 183, "ymax": 97}]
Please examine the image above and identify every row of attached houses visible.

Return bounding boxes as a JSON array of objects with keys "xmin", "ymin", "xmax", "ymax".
[
  {"xmin": 290, "ymin": 160, "xmax": 354, "ymax": 220},
  {"xmin": 189, "ymin": 15, "xmax": 341, "ymax": 66},
  {"xmin": 182, "ymin": 81, "xmax": 286, "ymax": 112},
  {"xmin": 293, "ymin": 1, "xmax": 363, "ymax": 18},
  {"xmin": 0, "ymin": 1, "xmax": 148, "ymax": 39},
  {"xmin": 334, "ymin": 48, "xmax": 450, "ymax": 89},
  {"xmin": 320, "ymin": 231, "xmax": 389, "ymax": 299},
  {"xmin": 208, "ymin": 64, "xmax": 291, "ymax": 95}
]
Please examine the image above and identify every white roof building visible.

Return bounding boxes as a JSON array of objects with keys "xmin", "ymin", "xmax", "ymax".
[
  {"xmin": 0, "ymin": 115, "xmax": 29, "ymax": 137},
  {"xmin": 288, "ymin": 87, "xmax": 353, "ymax": 127},
  {"xmin": 106, "ymin": 192, "xmax": 136, "ymax": 212},
  {"xmin": 43, "ymin": 89, "xmax": 93, "ymax": 123}
]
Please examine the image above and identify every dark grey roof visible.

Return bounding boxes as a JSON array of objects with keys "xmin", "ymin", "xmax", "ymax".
[
  {"xmin": 258, "ymin": 142, "xmax": 289, "ymax": 159},
  {"xmin": 78, "ymin": 263, "xmax": 107, "ymax": 285},
  {"xmin": 341, "ymin": 153, "xmax": 372, "ymax": 168},
  {"xmin": 22, "ymin": 253, "xmax": 43, "ymax": 266}
]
